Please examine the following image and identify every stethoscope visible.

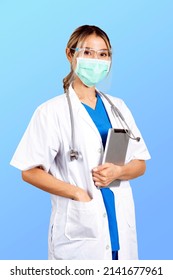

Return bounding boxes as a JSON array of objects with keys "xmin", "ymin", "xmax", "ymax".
[{"xmin": 66, "ymin": 88, "xmax": 140, "ymax": 161}]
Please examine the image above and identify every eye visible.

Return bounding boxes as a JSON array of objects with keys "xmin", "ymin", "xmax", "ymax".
[
  {"xmin": 100, "ymin": 52, "xmax": 108, "ymax": 57},
  {"xmin": 83, "ymin": 49, "xmax": 92, "ymax": 56}
]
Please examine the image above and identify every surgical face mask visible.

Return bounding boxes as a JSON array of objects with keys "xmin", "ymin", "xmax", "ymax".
[{"xmin": 75, "ymin": 57, "xmax": 111, "ymax": 87}]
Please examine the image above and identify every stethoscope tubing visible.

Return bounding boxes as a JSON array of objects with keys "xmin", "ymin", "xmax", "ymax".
[{"xmin": 98, "ymin": 90, "xmax": 140, "ymax": 142}]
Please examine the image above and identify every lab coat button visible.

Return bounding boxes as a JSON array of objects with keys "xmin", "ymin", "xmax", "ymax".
[
  {"xmin": 103, "ymin": 213, "xmax": 107, "ymax": 218},
  {"xmin": 106, "ymin": 245, "xmax": 110, "ymax": 250},
  {"xmin": 98, "ymin": 148, "xmax": 102, "ymax": 153}
]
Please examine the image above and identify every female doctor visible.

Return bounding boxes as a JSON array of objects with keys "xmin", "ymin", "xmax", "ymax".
[{"xmin": 10, "ymin": 25, "xmax": 150, "ymax": 260}]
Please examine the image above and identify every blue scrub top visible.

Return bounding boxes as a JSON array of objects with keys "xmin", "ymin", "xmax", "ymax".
[{"xmin": 82, "ymin": 94, "xmax": 120, "ymax": 252}]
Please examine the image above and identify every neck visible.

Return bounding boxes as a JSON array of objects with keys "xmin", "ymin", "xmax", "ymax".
[
  {"xmin": 72, "ymin": 79, "xmax": 97, "ymax": 109},
  {"xmin": 73, "ymin": 79, "xmax": 96, "ymax": 100}
]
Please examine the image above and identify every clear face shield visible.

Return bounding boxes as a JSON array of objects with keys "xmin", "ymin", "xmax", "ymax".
[{"xmin": 71, "ymin": 47, "xmax": 112, "ymax": 61}]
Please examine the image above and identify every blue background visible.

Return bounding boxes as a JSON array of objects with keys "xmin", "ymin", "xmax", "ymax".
[{"xmin": 0, "ymin": 0, "xmax": 172, "ymax": 260}]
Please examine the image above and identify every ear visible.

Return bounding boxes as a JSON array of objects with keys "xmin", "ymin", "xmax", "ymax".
[{"xmin": 66, "ymin": 48, "xmax": 73, "ymax": 62}]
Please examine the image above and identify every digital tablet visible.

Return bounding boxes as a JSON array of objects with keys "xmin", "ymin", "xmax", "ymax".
[{"xmin": 101, "ymin": 128, "xmax": 129, "ymax": 187}]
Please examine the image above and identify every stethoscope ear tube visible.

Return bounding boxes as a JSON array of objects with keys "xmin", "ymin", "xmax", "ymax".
[
  {"xmin": 66, "ymin": 90, "xmax": 80, "ymax": 161},
  {"xmin": 98, "ymin": 91, "xmax": 140, "ymax": 142},
  {"xmin": 111, "ymin": 104, "xmax": 140, "ymax": 142}
]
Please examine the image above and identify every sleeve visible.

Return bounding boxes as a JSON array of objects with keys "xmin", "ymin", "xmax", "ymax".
[
  {"xmin": 10, "ymin": 105, "xmax": 61, "ymax": 172},
  {"xmin": 119, "ymin": 100, "xmax": 151, "ymax": 163}
]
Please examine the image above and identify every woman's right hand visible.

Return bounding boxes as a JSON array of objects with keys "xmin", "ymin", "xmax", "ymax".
[{"xmin": 74, "ymin": 188, "xmax": 92, "ymax": 202}]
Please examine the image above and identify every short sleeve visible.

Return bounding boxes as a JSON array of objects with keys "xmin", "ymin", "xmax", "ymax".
[
  {"xmin": 119, "ymin": 100, "xmax": 151, "ymax": 162},
  {"xmin": 10, "ymin": 105, "xmax": 61, "ymax": 172}
]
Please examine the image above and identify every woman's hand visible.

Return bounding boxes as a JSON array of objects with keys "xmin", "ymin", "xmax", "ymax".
[
  {"xmin": 92, "ymin": 160, "xmax": 146, "ymax": 187},
  {"xmin": 92, "ymin": 163, "xmax": 121, "ymax": 187},
  {"xmin": 74, "ymin": 188, "xmax": 92, "ymax": 202}
]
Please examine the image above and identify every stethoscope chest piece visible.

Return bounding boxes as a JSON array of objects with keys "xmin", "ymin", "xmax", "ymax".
[{"xmin": 69, "ymin": 149, "xmax": 79, "ymax": 161}]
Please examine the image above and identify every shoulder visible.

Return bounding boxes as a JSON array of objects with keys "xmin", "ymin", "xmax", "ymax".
[
  {"xmin": 100, "ymin": 92, "xmax": 134, "ymax": 121},
  {"xmin": 26, "ymin": 94, "xmax": 68, "ymax": 127},
  {"xmin": 34, "ymin": 93, "xmax": 67, "ymax": 116},
  {"xmin": 38, "ymin": 94, "xmax": 66, "ymax": 110},
  {"xmin": 103, "ymin": 92, "xmax": 128, "ymax": 110}
]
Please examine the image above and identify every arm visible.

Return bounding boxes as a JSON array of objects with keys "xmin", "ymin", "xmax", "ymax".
[
  {"xmin": 92, "ymin": 159, "xmax": 146, "ymax": 187},
  {"xmin": 22, "ymin": 167, "xmax": 91, "ymax": 202}
]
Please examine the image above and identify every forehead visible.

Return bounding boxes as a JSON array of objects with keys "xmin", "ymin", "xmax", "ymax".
[{"xmin": 81, "ymin": 34, "xmax": 108, "ymax": 49}]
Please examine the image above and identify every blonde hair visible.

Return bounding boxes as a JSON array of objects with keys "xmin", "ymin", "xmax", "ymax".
[{"xmin": 63, "ymin": 25, "xmax": 112, "ymax": 91}]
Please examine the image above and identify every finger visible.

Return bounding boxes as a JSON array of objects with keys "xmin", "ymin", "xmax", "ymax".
[
  {"xmin": 93, "ymin": 174, "xmax": 109, "ymax": 186},
  {"xmin": 94, "ymin": 179, "xmax": 109, "ymax": 187},
  {"xmin": 92, "ymin": 172, "xmax": 106, "ymax": 181},
  {"xmin": 92, "ymin": 163, "xmax": 109, "ymax": 173}
]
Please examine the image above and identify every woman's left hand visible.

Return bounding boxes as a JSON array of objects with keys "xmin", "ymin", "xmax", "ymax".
[
  {"xmin": 92, "ymin": 163, "xmax": 121, "ymax": 187},
  {"xmin": 92, "ymin": 160, "xmax": 146, "ymax": 187}
]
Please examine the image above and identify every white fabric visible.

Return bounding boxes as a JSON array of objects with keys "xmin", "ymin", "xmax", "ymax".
[{"xmin": 10, "ymin": 85, "xmax": 151, "ymax": 260}]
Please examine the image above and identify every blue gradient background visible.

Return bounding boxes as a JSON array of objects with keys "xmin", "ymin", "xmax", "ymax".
[{"xmin": 0, "ymin": 0, "xmax": 172, "ymax": 260}]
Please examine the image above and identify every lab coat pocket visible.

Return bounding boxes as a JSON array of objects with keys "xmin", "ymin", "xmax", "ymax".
[{"xmin": 65, "ymin": 199, "xmax": 99, "ymax": 240}]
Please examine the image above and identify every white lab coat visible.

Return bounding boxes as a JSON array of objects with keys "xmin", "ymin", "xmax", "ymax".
[{"xmin": 10, "ymin": 85, "xmax": 150, "ymax": 260}]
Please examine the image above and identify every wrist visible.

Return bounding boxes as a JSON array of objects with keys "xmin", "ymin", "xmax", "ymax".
[
  {"xmin": 73, "ymin": 189, "xmax": 82, "ymax": 201},
  {"xmin": 113, "ymin": 163, "xmax": 124, "ymax": 180},
  {"xmin": 70, "ymin": 185, "xmax": 80, "ymax": 200}
]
